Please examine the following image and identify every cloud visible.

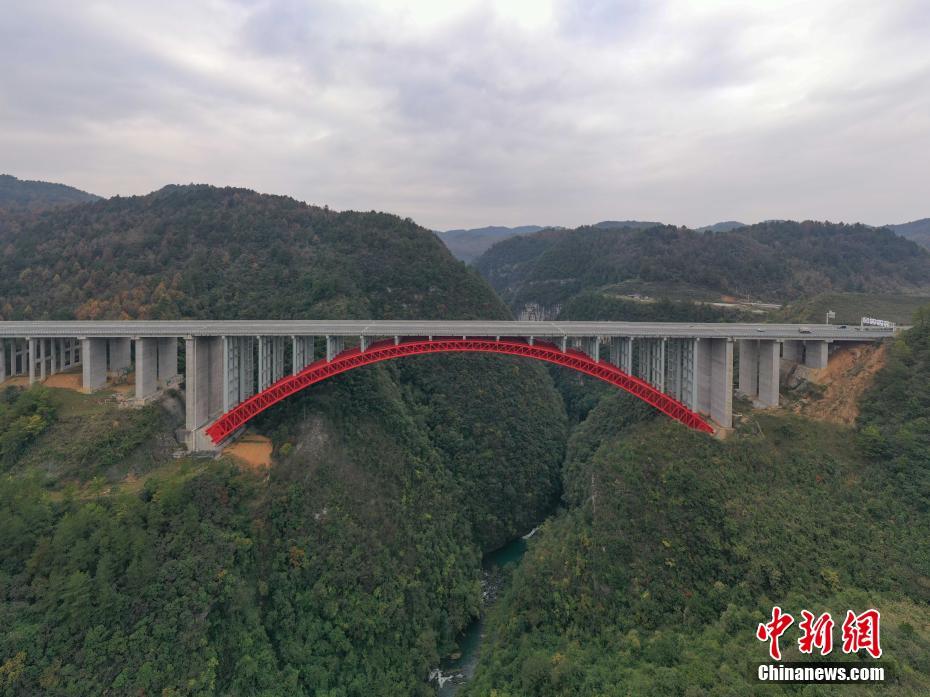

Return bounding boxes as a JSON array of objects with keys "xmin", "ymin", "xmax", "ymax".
[{"xmin": 1, "ymin": 0, "xmax": 928, "ymax": 229}]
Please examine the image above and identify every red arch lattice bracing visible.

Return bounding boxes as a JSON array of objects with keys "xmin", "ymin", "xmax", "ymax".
[{"xmin": 205, "ymin": 337, "xmax": 715, "ymax": 444}]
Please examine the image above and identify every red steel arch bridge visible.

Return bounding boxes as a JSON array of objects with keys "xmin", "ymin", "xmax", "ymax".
[{"xmin": 0, "ymin": 320, "xmax": 894, "ymax": 450}]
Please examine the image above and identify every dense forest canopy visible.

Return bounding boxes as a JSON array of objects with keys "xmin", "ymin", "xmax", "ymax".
[
  {"xmin": 1, "ymin": 184, "xmax": 929, "ymax": 695},
  {"xmin": 463, "ymin": 315, "xmax": 930, "ymax": 696},
  {"xmin": 0, "ymin": 184, "xmax": 569, "ymax": 695},
  {"xmin": 0, "ymin": 184, "xmax": 505, "ymax": 321},
  {"xmin": 474, "ymin": 221, "xmax": 930, "ymax": 310},
  {"xmin": 0, "ymin": 174, "xmax": 99, "ymax": 214}
]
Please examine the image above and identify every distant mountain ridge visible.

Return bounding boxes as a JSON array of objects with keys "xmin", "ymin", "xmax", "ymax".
[
  {"xmin": 887, "ymin": 218, "xmax": 930, "ymax": 249},
  {"xmin": 696, "ymin": 220, "xmax": 747, "ymax": 232},
  {"xmin": 0, "ymin": 173, "xmax": 99, "ymax": 212},
  {"xmin": 438, "ymin": 224, "xmax": 548, "ymax": 262},
  {"xmin": 474, "ymin": 220, "xmax": 930, "ymax": 310},
  {"xmin": 439, "ymin": 220, "xmax": 668, "ymax": 262},
  {"xmin": 439, "ymin": 219, "xmax": 755, "ymax": 261},
  {"xmin": 591, "ymin": 219, "xmax": 664, "ymax": 230}
]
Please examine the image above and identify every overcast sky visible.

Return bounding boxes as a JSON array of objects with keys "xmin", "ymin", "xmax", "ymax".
[{"xmin": 2, "ymin": 0, "xmax": 928, "ymax": 230}]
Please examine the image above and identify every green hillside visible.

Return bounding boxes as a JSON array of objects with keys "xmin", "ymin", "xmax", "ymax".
[
  {"xmin": 0, "ymin": 185, "xmax": 568, "ymax": 695},
  {"xmin": 889, "ymin": 219, "xmax": 930, "ymax": 249},
  {"xmin": 474, "ymin": 221, "xmax": 930, "ymax": 311},
  {"xmin": 463, "ymin": 318, "xmax": 930, "ymax": 695},
  {"xmin": 2, "ymin": 186, "xmax": 929, "ymax": 695},
  {"xmin": 0, "ymin": 184, "xmax": 505, "ymax": 321},
  {"xmin": 779, "ymin": 292, "xmax": 930, "ymax": 326},
  {"xmin": 0, "ymin": 174, "xmax": 99, "ymax": 214}
]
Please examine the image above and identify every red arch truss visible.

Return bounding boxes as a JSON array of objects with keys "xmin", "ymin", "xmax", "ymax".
[{"xmin": 205, "ymin": 337, "xmax": 715, "ymax": 444}]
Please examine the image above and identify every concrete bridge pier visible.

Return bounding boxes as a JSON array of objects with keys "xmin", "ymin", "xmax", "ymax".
[
  {"xmin": 108, "ymin": 338, "xmax": 131, "ymax": 378},
  {"xmin": 648, "ymin": 338, "xmax": 666, "ymax": 391},
  {"xmin": 0, "ymin": 339, "xmax": 5, "ymax": 382},
  {"xmin": 18, "ymin": 340, "xmax": 27, "ymax": 377},
  {"xmin": 326, "ymin": 335, "xmax": 344, "ymax": 362},
  {"xmin": 59, "ymin": 338, "xmax": 70, "ymax": 371},
  {"xmin": 292, "ymin": 335, "xmax": 314, "ymax": 373},
  {"xmin": 665, "ymin": 338, "xmax": 696, "ymax": 407},
  {"xmin": 221, "ymin": 336, "xmax": 262, "ymax": 412},
  {"xmin": 621, "ymin": 337, "xmax": 633, "ymax": 373},
  {"xmin": 607, "ymin": 337, "xmax": 633, "ymax": 374},
  {"xmin": 757, "ymin": 341, "xmax": 780, "ymax": 407},
  {"xmin": 737, "ymin": 339, "xmax": 781, "ymax": 407},
  {"xmin": 636, "ymin": 338, "xmax": 651, "ymax": 383},
  {"xmin": 239, "ymin": 337, "xmax": 255, "ymax": 401},
  {"xmin": 49, "ymin": 339, "xmax": 58, "ymax": 375},
  {"xmin": 81, "ymin": 338, "xmax": 108, "ymax": 392},
  {"xmin": 738, "ymin": 340, "xmax": 759, "ymax": 399},
  {"xmin": 25, "ymin": 338, "xmax": 56, "ymax": 384},
  {"xmin": 666, "ymin": 339, "xmax": 683, "ymax": 401},
  {"xmin": 695, "ymin": 338, "xmax": 733, "ymax": 428},
  {"xmin": 273, "ymin": 337, "xmax": 285, "ymax": 381},
  {"xmin": 804, "ymin": 340, "xmax": 829, "ymax": 368},
  {"xmin": 254, "ymin": 336, "xmax": 287, "ymax": 387},
  {"xmin": 222, "ymin": 336, "xmax": 242, "ymax": 412},
  {"xmin": 607, "ymin": 337, "xmax": 620, "ymax": 369},
  {"xmin": 781, "ymin": 340, "xmax": 802, "ymax": 363},
  {"xmin": 157, "ymin": 338, "xmax": 179, "ymax": 386},
  {"xmin": 27, "ymin": 338, "xmax": 37, "ymax": 384},
  {"xmin": 257, "ymin": 336, "xmax": 274, "ymax": 391},
  {"xmin": 185, "ymin": 336, "xmax": 224, "ymax": 451},
  {"xmin": 6, "ymin": 340, "xmax": 23, "ymax": 379},
  {"xmin": 134, "ymin": 338, "xmax": 158, "ymax": 402},
  {"xmin": 583, "ymin": 336, "xmax": 600, "ymax": 361}
]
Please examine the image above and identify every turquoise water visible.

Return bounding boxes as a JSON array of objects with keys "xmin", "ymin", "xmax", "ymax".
[{"xmin": 433, "ymin": 530, "xmax": 535, "ymax": 695}]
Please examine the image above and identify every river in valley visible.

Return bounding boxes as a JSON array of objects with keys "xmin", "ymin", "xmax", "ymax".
[{"xmin": 430, "ymin": 527, "xmax": 538, "ymax": 695}]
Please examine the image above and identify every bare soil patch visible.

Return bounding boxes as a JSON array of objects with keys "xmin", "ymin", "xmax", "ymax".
[
  {"xmin": 791, "ymin": 342, "xmax": 887, "ymax": 425},
  {"xmin": 224, "ymin": 433, "xmax": 273, "ymax": 469},
  {"xmin": 44, "ymin": 372, "xmax": 83, "ymax": 390}
]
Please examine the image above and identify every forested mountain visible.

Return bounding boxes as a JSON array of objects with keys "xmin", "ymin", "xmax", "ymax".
[
  {"xmin": 474, "ymin": 220, "xmax": 930, "ymax": 310},
  {"xmin": 464, "ymin": 316, "xmax": 930, "ymax": 695},
  {"xmin": 889, "ymin": 218, "xmax": 930, "ymax": 249},
  {"xmin": 0, "ymin": 174, "xmax": 99, "ymax": 214},
  {"xmin": 438, "ymin": 225, "xmax": 546, "ymax": 262},
  {"xmin": 591, "ymin": 219, "xmax": 663, "ymax": 230},
  {"xmin": 437, "ymin": 221, "xmax": 661, "ymax": 262},
  {"xmin": 2, "ymin": 186, "xmax": 928, "ymax": 695},
  {"xmin": 695, "ymin": 220, "xmax": 746, "ymax": 232},
  {"xmin": 0, "ymin": 185, "xmax": 568, "ymax": 695}
]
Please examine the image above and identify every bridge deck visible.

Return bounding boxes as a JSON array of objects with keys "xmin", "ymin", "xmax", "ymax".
[{"xmin": 0, "ymin": 320, "xmax": 894, "ymax": 341}]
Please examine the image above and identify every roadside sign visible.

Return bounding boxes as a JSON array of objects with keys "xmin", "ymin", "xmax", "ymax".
[{"xmin": 861, "ymin": 317, "xmax": 894, "ymax": 329}]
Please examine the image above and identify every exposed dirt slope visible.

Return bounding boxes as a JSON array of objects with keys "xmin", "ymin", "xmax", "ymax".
[
  {"xmin": 790, "ymin": 342, "xmax": 887, "ymax": 424},
  {"xmin": 223, "ymin": 433, "xmax": 273, "ymax": 469}
]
